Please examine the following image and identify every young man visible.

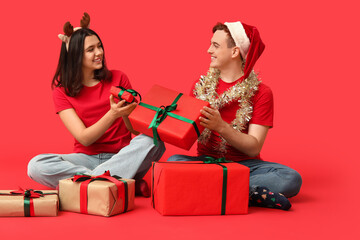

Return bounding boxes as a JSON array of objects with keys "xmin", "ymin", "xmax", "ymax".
[{"xmin": 168, "ymin": 21, "xmax": 302, "ymax": 210}]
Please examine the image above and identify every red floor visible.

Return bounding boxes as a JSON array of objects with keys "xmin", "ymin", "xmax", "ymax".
[
  {"xmin": 1, "ymin": 1, "xmax": 358, "ymax": 239},
  {"xmin": 0, "ymin": 149, "xmax": 356, "ymax": 240}
]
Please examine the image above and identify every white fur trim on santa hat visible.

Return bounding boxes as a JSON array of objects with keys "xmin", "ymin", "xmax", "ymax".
[{"xmin": 224, "ymin": 21, "xmax": 250, "ymax": 60}]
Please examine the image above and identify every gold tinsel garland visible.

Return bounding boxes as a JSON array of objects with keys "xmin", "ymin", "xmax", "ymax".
[{"xmin": 193, "ymin": 67, "xmax": 260, "ymax": 154}]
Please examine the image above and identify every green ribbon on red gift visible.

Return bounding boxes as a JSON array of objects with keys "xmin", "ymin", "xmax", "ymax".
[
  {"xmin": 138, "ymin": 93, "xmax": 200, "ymax": 146},
  {"xmin": 72, "ymin": 170, "xmax": 128, "ymax": 214},
  {"xmin": 117, "ymin": 86, "xmax": 142, "ymax": 103},
  {"xmin": 151, "ymin": 156, "xmax": 232, "ymax": 215},
  {"xmin": 0, "ymin": 188, "xmax": 57, "ymax": 217},
  {"xmin": 202, "ymin": 156, "xmax": 232, "ymax": 215}
]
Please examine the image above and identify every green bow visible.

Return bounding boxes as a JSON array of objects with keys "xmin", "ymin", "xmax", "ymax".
[
  {"xmin": 139, "ymin": 93, "xmax": 200, "ymax": 146},
  {"xmin": 118, "ymin": 87, "xmax": 142, "ymax": 103},
  {"xmin": 203, "ymin": 156, "xmax": 232, "ymax": 164}
]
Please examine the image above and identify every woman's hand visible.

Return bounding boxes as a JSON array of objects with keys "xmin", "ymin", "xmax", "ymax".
[
  {"xmin": 109, "ymin": 95, "xmax": 137, "ymax": 119},
  {"xmin": 58, "ymin": 96, "xmax": 137, "ymax": 147}
]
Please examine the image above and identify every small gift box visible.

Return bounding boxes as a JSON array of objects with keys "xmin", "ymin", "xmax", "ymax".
[
  {"xmin": 59, "ymin": 171, "xmax": 135, "ymax": 217},
  {"xmin": 110, "ymin": 86, "xmax": 141, "ymax": 103},
  {"xmin": 128, "ymin": 84, "xmax": 209, "ymax": 150},
  {"xmin": 0, "ymin": 188, "xmax": 58, "ymax": 217},
  {"xmin": 151, "ymin": 158, "xmax": 250, "ymax": 215}
]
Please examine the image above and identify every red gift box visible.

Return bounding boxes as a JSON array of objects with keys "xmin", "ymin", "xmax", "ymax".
[
  {"xmin": 151, "ymin": 161, "xmax": 249, "ymax": 215},
  {"xmin": 128, "ymin": 84, "xmax": 209, "ymax": 150},
  {"xmin": 110, "ymin": 86, "xmax": 140, "ymax": 103}
]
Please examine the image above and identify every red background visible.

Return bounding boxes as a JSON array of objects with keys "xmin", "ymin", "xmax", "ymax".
[{"xmin": 0, "ymin": 0, "xmax": 359, "ymax": 239}]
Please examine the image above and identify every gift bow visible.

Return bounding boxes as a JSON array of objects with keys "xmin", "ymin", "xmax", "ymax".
[
  {"xmin": 148, "ymin": 103, "xmax": 178, "ymax": 130},
  {"xmin": 72, "ymin": 170, "xmax": 115, "ymax": 184},
  {"xmin": 0, "ymin": 188, "xmax": 56, "ymax": 217},
  {"xmin": 139, "ymin": 93, "xmax": 200, "ymax": 146},
  {"xmin": 9, "ymin": 188, "xmax": 42, "ymax": 217},
  {"xmin": 117, "ymin": 86, "xmax": 142, "ymax": 103},
  {"xmin": 72, "ymin": 171, "xmax": 128, "ymax": 214},
  {"xmin": 10, "ymin": 188, "xmax": 44, "ymax": 198},
  {"xmin": 203, "ymin": 156, "xmax": 232, "ymax": 164}
]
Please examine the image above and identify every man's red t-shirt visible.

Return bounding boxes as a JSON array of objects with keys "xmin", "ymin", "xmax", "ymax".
[
  {"xmin": 52, "ymin": 70, "xmax": 132, "ymax": 155},
  {"xmin": 191, "ymin": 78, "xmax": 274, "ymax": 161}
]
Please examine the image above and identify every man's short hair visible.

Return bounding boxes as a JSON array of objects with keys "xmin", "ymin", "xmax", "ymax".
[{"xmin": 212, "ymin": 23, "xmax": 236, "ymax": 48}]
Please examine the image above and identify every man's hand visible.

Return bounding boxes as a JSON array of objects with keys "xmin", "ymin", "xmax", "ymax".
[
  {"xmin": 199, "ymin": 106, "xmax": 228, "ymax": 133},
  {"xmin": 109, "ymin": 95, "xmax": 137, "ymax": 119}
]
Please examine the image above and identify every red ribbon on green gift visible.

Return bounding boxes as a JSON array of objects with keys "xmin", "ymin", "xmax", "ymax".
[{"xmin": 72, "ymin": 170, "xmax": 128, "ymax": 214}]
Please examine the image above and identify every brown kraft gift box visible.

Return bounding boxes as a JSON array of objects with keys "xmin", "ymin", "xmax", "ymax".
[
  {"xmin": 59, "ymin": 173, "xmax": 135, "ymax": 217},
  {"xmin": 0, "ymin": 189, "xmax": 58, "ymax": 217}
]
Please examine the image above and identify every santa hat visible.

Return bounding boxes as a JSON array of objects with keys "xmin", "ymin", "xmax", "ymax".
[{"xmin": 224, "ymin": 21, "xmax": 265, "ymax": 80}]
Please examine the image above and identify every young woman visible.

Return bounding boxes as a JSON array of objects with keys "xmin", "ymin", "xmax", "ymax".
[{"xmin": 27, "ymin": 13, "xmax": 165, "ymax": 195}]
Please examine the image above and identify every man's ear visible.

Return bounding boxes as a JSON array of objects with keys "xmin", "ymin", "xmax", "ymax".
[{"xmin": 232, "ymin": 47, "xmax": 241, "ymax": 58}]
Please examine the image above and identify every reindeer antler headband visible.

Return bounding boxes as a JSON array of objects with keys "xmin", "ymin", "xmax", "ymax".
[{"xmin": 58, "ymin": 12, "xmax": 90, "ymax": 51}]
